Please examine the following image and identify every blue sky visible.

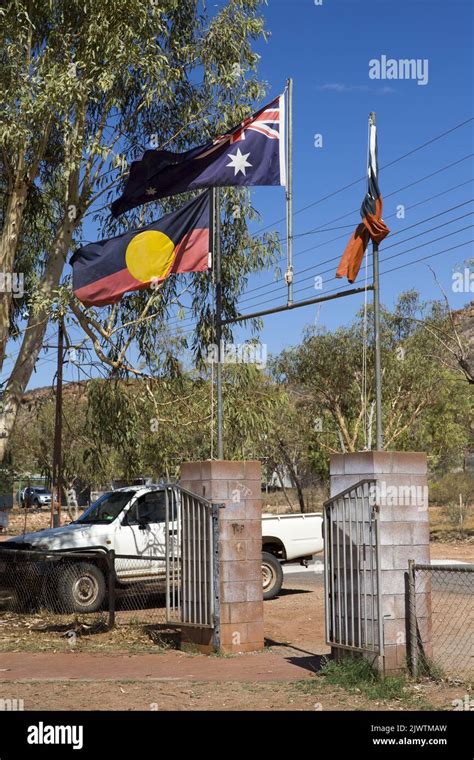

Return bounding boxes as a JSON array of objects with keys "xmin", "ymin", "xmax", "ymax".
[
  {"xmin": 232, "ymin": 0, "xmax": 473, "ymax": 347},
  {"xmin": 5, "ymin": 0, "xmax": 473, "ymax": 390}
]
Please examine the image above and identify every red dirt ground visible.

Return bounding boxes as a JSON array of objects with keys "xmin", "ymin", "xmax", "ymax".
[{"xmin": 0, "ymin": 574, "xmax": 470, "ymax": 711}]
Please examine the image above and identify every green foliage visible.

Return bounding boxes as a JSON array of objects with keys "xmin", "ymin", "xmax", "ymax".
[
  {"xmin": 8, "ymin": 389, "xmax": 96, "ymax": 493},
  {"xmin": 272, "ymin": 292, "xmax": 471, "ymax": 475},
  {"xmin": 318, "ymin": 657, "xmax": 409, "ymax": 701},
  {"xmin": 7, "ymin": 292, "xmax": 471, "ymax": 498},
  {"xmin": 429, "ymin": 472, "xmax": 473, "ymax": 505},
  {"xmin": 84, "ymin": 365, "xmax": 283, "ymax": 481},
  {"xmin": 430, "ymin": 473, "xmax": 473, "ymax": 537},
  {"xmin": 0, "ymin": 0, "xmax": 279, "ymax": 455}
]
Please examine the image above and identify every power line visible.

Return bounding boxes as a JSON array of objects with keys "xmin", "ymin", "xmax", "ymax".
[
  {"xmin": 6, "ymin": 119, "xmax": 473, "ymax": 378},
  {"xmin": 157, "ymin": 209, "xmax": 474, "ymax": 336},
  {"xmin": 282, "ymin": 227, "xmax": 474, "ymax": 305},
  {"xmin": 161, "ymin": 181, "xmax": 474, "ymax": 332},
  {"xmin": 236, "ymin": 202, "xmax": 474, "ymax": 308},
  {"xmin": 84, "ymin": 117, "xmax": 474, "ymax": 246},
  {"xmin": 381, "ymin": 239, "xmax": 474, "ymax": 277},
  {"xmin": 85, "ymin": 232, "xmax": 473, "ymax": 344},
  {"xmin": 238, "ymin": 169, "xmax": 474, "ymax": 303},
  {"xmin": 291, "ymin": 154, "xmax": 473, "ymax": 243},
  {"xmin": 225, "ymin": 231, "xmax": 474, "ymax": 317},
  {"xmin": 249, "ymin": 117, "xmax": 474, "ymax": 235},
  {"xmin": 218, "ymin": 238, "xmax": 474, "ymax": 326}
]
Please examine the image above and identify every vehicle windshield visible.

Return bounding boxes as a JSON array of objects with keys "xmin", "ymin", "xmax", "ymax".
[
  {"xmin": 75, "ymin": 491, "xmax": 135, "ymax": 524},
  {"xmin": 33, "ymin": 488, "xmax": 50, "ymax": 495}
]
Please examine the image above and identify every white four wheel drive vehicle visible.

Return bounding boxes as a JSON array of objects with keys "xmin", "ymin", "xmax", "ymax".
[{"xmin": 3, "ymin": 486, "xmax": 323, "ymax": 611}]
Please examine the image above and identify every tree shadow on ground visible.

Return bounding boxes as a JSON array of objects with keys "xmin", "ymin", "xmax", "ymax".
[
  {"xmin": 264, "ymin": 638, "xmax": 328, "ymax": 674},
  {"xmin": 270, "ymin": 588, "xmax": 313, "ymax": 599}
]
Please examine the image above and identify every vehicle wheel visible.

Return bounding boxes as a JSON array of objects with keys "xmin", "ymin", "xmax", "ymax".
[
  {"xmin": 33, "ymin": 498, "xmax": 40, "ymax": 509},
  {"xmin": 262, "ymin": 551, "xmax": 283, "ymax": 600},
  {"xmin": 57, "ymin": 562, "xmax": 106, "ymax": 613}
]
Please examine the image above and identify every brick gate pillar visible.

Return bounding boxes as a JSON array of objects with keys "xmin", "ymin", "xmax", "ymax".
[
  {"xmin": 329, "ymin": 451, "xmax": 432, "ymax": 674},
  {"xmin": 180, "ymin": 461, "xmax": 264, "ymax": 654}
]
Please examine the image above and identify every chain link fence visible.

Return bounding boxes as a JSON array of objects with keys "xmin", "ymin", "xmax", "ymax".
[
  {"xmin": 407, "ymin": 561, "xmax": 473, "ymax": 680},
  {"xmin": 0, "ymin": 547, "xmax": 178, "ymax": 651},
  {"xmin": 111, "ymin": 555, "xmax": 178, "ymax": 629}
]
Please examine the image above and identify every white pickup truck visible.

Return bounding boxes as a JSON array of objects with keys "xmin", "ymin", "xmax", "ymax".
[
  {"xmin": 3, "ymin": 486, "xmax": 323, "ymax": 610},
  {"xmin": 262, "ymin": 511, "xmax": 323, "ymax": 598}
]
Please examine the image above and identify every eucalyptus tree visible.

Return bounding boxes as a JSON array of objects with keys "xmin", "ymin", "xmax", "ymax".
[
  {"xmin": 0, "ymin": 0, "xmax": 278, "ymax": 464},
  {"xmin": 272, "ymin": 292, "xmax": 471, "ymax": 469},
  {"xmin": 83, "ymin": 364, "xmax": 280, "ymax": 482}
]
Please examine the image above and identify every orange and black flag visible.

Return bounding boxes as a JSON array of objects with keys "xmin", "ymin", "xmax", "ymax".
[
  {"xmin": 71, "ymin": 193, "xmax": 210, "ymax": 307},
  {"xmin": 336, "ymin": 121, "xmax": 390, "ymax": 283}
]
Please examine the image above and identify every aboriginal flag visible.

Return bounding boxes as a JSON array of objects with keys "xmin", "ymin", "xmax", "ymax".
[
  {"xmin": 336, "ymin": 120, "xmax": 390, "ymax": 283},
  {"xmin": 111, "ymin": 95, "xmax": 285, "ymax": 217},
  {"xmin": 71, "ymin": 192, "xmax": 210, "ymax": 307}
]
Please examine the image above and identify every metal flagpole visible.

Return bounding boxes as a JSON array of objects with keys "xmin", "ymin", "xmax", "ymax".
[
  {"xmin": 369, "ymin": 112, "xmax": 383, "ymax": 451},
  {"xmin": 373, "ymin": 237, "xmax": 383, "ymax": 450},
  {"xmin": 285, "ymin": 78, "xmax": 293, "ymax": 305},
  {"xmin": 212, "ymin": 187, "xmax": 224, "ymax": 459}
]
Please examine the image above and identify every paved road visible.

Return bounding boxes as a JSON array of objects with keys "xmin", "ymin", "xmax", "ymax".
[
  {"xmin": 282, "ymin": 556, "xmax": 324, "ymax": 590},
  {"xmin": 282, "ymin": 558, "xmax": 473, "ymax": 593}
]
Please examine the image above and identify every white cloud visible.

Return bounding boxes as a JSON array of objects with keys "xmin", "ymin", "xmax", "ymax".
[{"xmin": 317, "ymin": 83, "xmax": 395, "ymax": 94}]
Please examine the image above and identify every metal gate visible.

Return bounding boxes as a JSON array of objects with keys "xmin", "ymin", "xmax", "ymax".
[
  {"xmin": 164, "ymin": 485, "xmax": 218, "ymax": 628},
  {"xmin": 323, "ymin": 479, "xmax": 383, "ymax": 656}
]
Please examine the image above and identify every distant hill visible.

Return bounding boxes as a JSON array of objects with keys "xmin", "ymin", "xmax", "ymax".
[
  {"xmin": 19, "ymin": 300, "xmax": 474, "ymax": 410},
  {"xmin": 20, "ymin": 380, "xmax": 88, "ymax": 412}
]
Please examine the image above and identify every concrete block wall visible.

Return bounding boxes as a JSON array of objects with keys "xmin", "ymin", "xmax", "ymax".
[
  {"xmin": 180, "ymin": 460, "xmax": 264, "ymax": 654},
  {"xmin": 329, "ymin": 451, "xmax": 432, "ymax": 674}
]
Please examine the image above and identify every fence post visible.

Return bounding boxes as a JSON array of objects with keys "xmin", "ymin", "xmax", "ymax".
[
  {"xmin": 108, "ymin": 549, "xmax": 116, "ymax": 630},
  {"xmin": 211, "ymin": 503, "xmax": 221, "ymax": 652},
  {"xmin": 408, "ymin": 559, "xmax": 418, "ymax": 677}
]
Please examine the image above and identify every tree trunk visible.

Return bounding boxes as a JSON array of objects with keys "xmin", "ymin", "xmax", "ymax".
[
  {"xmin": 276, "ymin": 466, "xmax": 294, "ymax": 511},
  {"xmin": 366, "ymin": 400, "xmax": 375, "ymax": 451},
  {"xmin": 0, "ymin": 220, "xmax": 74, "ymax": 464},
  {"xmin": 0, "ymin": 180, "xmax": 28, "ymax": 370},
  {"xmin": 290, "ymin": 466, "xmax": 306, "ymax": 514},
  {"xmin": 278, "ymin": 440, "xmax": 306, "ymax": 513}
]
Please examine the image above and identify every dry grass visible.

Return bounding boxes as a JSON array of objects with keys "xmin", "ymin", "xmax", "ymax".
[
  {"xmin": 263, "ymin": 491, "xmax": 474, "ymax": 545},
  {"xmin": 428, "ymin": 505, "xmax": 474, "ymax": 542},
  {"xmin": 0, "ymin": 608, "xmax": 179, "ymax": 654}
]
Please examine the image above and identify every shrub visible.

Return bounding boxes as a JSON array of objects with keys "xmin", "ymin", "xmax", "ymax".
[{"xmin": 429, "ymin": 472, "xmax": 473, "ymax": 506}]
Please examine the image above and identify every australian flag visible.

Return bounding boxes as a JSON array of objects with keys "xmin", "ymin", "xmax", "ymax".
[{"xmin": 111, "ymin": 95, "xmax": 286, "ymax": 217}]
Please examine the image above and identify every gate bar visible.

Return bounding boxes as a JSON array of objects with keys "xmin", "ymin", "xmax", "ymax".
[
  {"xmin": 324, "ymin": 479, "xmax": 382, "ymax": 656},
  {"xmin": 408, "ymin": 558, "xmax": 418, "ymax": 676}
]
